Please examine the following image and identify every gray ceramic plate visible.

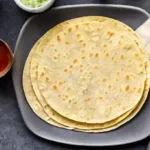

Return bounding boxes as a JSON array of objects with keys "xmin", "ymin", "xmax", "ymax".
[{"xmin": 12, "ymin": 4, "xmax": 150, "ymax": 146}]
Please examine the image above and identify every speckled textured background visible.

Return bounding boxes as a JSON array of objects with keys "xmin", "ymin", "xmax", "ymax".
[{"xmin": 0, "ymin": 0, "xmax": 150, "ymax": 150}]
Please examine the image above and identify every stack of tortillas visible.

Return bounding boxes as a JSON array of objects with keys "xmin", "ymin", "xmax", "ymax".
[{"xmin": 23, "ymin": 16, "xmax": 150, "ymax": 132}]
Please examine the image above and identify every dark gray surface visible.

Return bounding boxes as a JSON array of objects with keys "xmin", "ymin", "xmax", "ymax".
[
  {"xmin": 12, "ymin": 4, "xmax": 150, "ymax": 147},
  {"xmin": 0, "ymin": 0, "xmax": 150, "ymax": 150}
]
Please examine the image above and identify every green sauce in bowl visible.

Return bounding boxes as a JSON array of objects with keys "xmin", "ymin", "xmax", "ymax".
[{"xmin": 20, "ymin": 0, "xmax": 49, "ymax": 8}]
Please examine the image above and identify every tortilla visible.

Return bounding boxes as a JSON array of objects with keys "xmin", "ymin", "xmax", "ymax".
[
  {"xmin": 23, "ymin": 16, "xmax": 150, "ymax": 132},
  {"xmin": 38, "ymin": 22, "xmax": 148, "ymax": 124}
]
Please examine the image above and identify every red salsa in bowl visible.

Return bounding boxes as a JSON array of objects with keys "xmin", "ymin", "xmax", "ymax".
[{"xmin": 0, "ymin": 40, "xmax": 13, "ymax": 77}]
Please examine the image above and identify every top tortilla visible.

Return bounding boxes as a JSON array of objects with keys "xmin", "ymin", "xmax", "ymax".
[{"xmin": 37, "ymin": 21, "xmax": 148, "ymax": 124}]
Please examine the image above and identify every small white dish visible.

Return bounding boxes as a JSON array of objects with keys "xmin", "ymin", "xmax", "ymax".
[{"xmin": 14, "ymin": 0, "xmax": 55, "ymax": 13}]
